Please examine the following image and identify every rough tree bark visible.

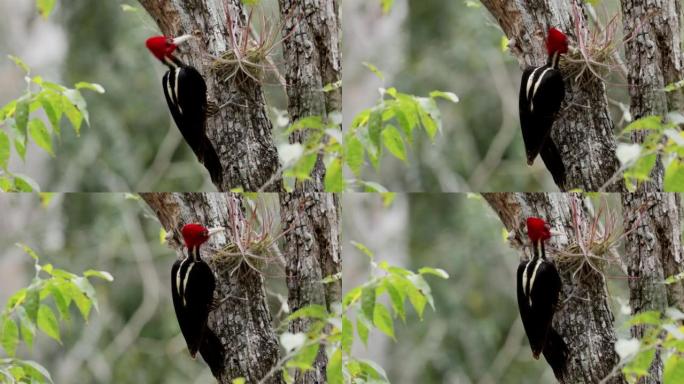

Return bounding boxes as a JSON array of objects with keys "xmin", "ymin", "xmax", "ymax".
[
  {"xmin": 483, "ymin": 192, "xmax": 625, "ymax": 384},
  {"xmin": 621, "ymin": 193, "xmax": 683, "ymax": 383},
  {"xmin": 621, "ymin": 0, "xmax": 684, "ymax": 192},
  {"xmin": 141, "ymin": 193, "xmax": 283, "ymax": 383},
  {"xmin": 278, "ymin": 0, "xmax": 342, "ymax": 192},
  {"xmin": 138, "ymin": 0, "xmax": 283, "ymax": 192},
  {"xmin": 279, "ymin": 192, "xmax": 341, "ymax": 383},
  {"xmin": 480, "ymin": 0, "xmax": 626, "ymax": 192}
]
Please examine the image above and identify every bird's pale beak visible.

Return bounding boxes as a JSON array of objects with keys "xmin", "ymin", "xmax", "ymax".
[
  {"xmin": 172, "ymin": 35, "xmax": 193, "ymax": 45},
  {"xmin": 207, "ymin": 227, "xmax": 224, "ymax": 237}
]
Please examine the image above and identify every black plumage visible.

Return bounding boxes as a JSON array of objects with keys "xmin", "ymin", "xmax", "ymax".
[
  {"xmin": 171, "ymin": 246, "xmax": 224, "ymax": 375},
  {"xmin": 162, "ymin": 65, "xmax": 223, "ymax": 185},
  {"xmin": 519, "ymin": 63, "xmax": 566, "ymax": 188}
]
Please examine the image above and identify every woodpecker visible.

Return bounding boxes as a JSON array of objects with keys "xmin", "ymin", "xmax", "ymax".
[
  {"xmin": 516, "ymin": 217, "xmax": 567, "ymax": 380},
  {"xmin": 145, "ymin": 35, "xmax": 223, "ymax": 185},
  {"xmin": 519, "ymin": 28, "xmax": 569, "ymax": 189},
  {"xmin": 171, "ymin": 223, "xmax": 224, "ymax": 376}
]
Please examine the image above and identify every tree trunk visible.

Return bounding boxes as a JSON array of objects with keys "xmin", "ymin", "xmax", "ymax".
[
  {"xmin": 620, "ymin": 0, "xmax": 684, "ymax": 191},
  {"xmin": 141, "ymin": 193, "xmax": 283, "ymax": 383},
  {"xmin": 480, "ymin": 0, "xmax": 625, "ymax": 192},
  {"xmin": 279, "ymin": 192, "xmax": 341, "ymax": 383},
  {"xmin": 483, "ymin": 192, "xmax": 625, "ymax": 384},
  {"xmin": 138, "ymin": 0, "xmax": 282, "ymax": 192},
  {"xmin": 278, "ymin": 0, "xmax": 342, "ymax": 192}
]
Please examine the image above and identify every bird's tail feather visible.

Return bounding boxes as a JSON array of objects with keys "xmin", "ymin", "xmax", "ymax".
[
  {"xmin": 542, "ymin": 327, "xmax": 568, "ymax": 381},
  {"xmin": 199, "ymin": 327, "xmax": 225, "ymax": 378},
  {"xmin": 200, "ymin": 136, "xmax": 223, "ymax": 186},
  {"xmin": 539, "ymin": 138, "xmax": 566, "ymax": 190}
]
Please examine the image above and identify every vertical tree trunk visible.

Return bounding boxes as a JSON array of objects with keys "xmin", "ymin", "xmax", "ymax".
[
  {"xmin": 138, "ymin": 0, "xmax": 282, "ymax": 192},
  {"xmin": 279, "ymin": 192, "xmax": 341, "ymax": 383},
  {"xmin": 140, "ymin": 193, "xmax": 283, "ymax": 383},
  {"xmin": 480, "ymin": 0, "xmax": 625, "ymax": 192},
  {"xmin": 278, "ymin": 0, "xmax": 342, "ymax": 191},
  {"xmin": 621, "ymin": 193, "xmax": 684, "ymax": 383},
  {"xmin": 483, "ymin": 193, "xmax": 625, "ymax": 384},
  {"xmin": 620, "ymin": 0, "xmax": 684, "ymax": 191}
]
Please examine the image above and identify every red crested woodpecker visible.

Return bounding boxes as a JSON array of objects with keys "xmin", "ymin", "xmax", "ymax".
[
  {"xmin": 171, "ymin": 223, "xmax": 224, "ymax": 376},
  {"xmin": 516, "ymin": 217, "xmax": 567, "ymax": 380},
  {"xmin": 146, "ymin": 35, "xmax": 223, "ymax": 185},
  {"xmin": 519, "ymin": 28, "xmax": 569, "ymax": 189}
]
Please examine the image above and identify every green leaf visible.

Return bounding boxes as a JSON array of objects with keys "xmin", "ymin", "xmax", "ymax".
[
  {"xmin": 74, "ymin": 82, "xmax": 105, "ymax": 94},
  {"xmin": 362, "ymin": 62, "xmax": 385, "ymax": 81},
  {"xmin": 64, "ymin": 281, "xmax": 92, "ymax": 319},
  {"xmin": 286, "ymin": 343, "xmax": 319, "ymax": 370},
  {"xmin": 62, "ymin": 95, "xmax": 83, "ymax": 135},
  {"xmin": 345, "ymin": 135, "xmax": 364, "ymax": 176},
  {"xmin": 623, "ymin": 348, "xmax": 656, "ymax": 376},
  {"xmin": 286, "ymin": 305, "xmax": 329, "ymax": 321},
  {"xmin": 36, "ymin": 0, "xmax": 57, "ymax": 19},
  {"xmin": 63, "ymin": 89, "xmax": 89, "ymax": 127},
  {"xmin": 28, "ymin": 119, "xmax": 54, "ymax": 156},
  {"xmin": 324, "ymin": 158, "xmax": 344, "ymax": 192},
  {"xmin": 16, "ymin": 307, "xmax": 36, "ymax": 350},
  {"xmin": 368, "ymin": 110, "xmax": 383, "ymax": 152},
  {"xmin": 341, "ymin": 316, "xmax": 353, "ymax": 354},
  {"xmin": 48, "ymin": 281, "xmax": 71, "ymax": 320},
  {"xmin": 429, "ymin": 91, "xmax": 459, "ymax": 103},
  {"xmin": 83, "ymin": 270, "xmax": 114, "ymax": 282},
  {"xmin": 664, "ymin": 354, "xmax": 684, "ymax": 383},
  {"xmin": 73, "ymin": 277, "xmax": 98, "ymax": 312},
  {"xmin": 38, "ymin": 93, "xmax": 61, "ymax": 137},
  {"xmin": 18, "ymin": 360, "xmax": 53, "ymax": 384},
  {"xmin": 37, "ymin": 305, "xmax": 60, "ymax": 342},
  {"xmin": 381, "ymin": 124, "xmax": 406, "ymax": 161},
  {"xmin": 8, "ymin": 55, "xmax": 30, "ymax": 73},
  {"xmin": 356, "ymin": 314, "xmax": 370, "ymax": 346},
  {"xmin": 0, "ymin": 130, "xmax": 10, "ymax": 170},
  {"xmin": 625, "ymin": 310, "xmax": 663, "ymax": 327},
  {"xmin": 373, "ymin": 304, "xmax": 395, "ymax": 339},
  {"xmin": 13, "ymin": 174, "xmax": 36, "ymax": 192},
  {"xmin": 327, "ymin": 348, "xmax": 342, "ymax": 384},
  {"xmin": 361, "ymin": 286, "xmax": 376, "ymax": 321},
  {"xmin": 16, "ymin": 243, "xmax": 40, "ymax": 261},
  {"xmin": 383, "ymin": 279, "xmax": 405, "ymax": 321},
  {"xmin": 350, "ymin": 241, "xmax": 374, "ymax": 259},
  {"xmin": 15, "ymin": 100, "xmax": 29, "ymax": 143},
  {"xmin": 665, "ymin": 160, "xmax": 684, "ymax": 192},
  {"xmin": 1, "ymin": 316, "xmax": 19, "ymax": 356},
  {"xmin": 622, "ymin": 116, "xmax": 664, "ymax": 133},
  {"xmin": 418, "ymin": 267, "xmax": 449, "ymax": 279},
  {"xmin": 23, "ymin": 287, "xmax": 40, "ymax": 323}
]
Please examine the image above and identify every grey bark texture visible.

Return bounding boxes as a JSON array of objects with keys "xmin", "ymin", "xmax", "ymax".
[
  {"xmin": 279, "ymin": 192, "xmax": 341, "ymax": 383},
  {"xmin": 483, "ymin": 193, "xmax": 625, "ymax": 384},
  {"xmin": 480, "ymin": 0, "xmax": 625, "ymax": 192},
  {"xmin": 141, "ymin": 193, "xmax": 283, "ymax": 384},
  {"xmin": 621, "ymin": 193, "xmax": 683, "ymax": 383},
  {"xmin": 621, "ymin": 0, "xmax": 684, "ymax": 192},
  {"xmin": 278, "ymin": 0, "xmax": 342, "ymax": 192},
  {"xmin": 138, "ymin": 0, "xmax": 283, "ymax": 192}
]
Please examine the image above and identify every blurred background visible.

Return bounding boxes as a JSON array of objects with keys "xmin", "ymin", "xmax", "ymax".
[
  {"xmin": 0, "ymin": 193, "xmax": 288, "ymax": 383},
  {"xmin": 342, "ymin": 193, "xmax": 631, "ymax": 383},
  {"xmin": 0, "ymin": 0, "xmax": 287, "ymax": 191},
  {"xmin": 343, "ymin": 0, "xmax": 626, "ymax": 191}
]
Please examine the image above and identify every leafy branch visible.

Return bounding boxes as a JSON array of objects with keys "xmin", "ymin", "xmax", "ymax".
[
  {"xmin": 0, "ymin": 56, "xmax": 104, "ymax": 191},
  {"xmin": 342, "ymin": 241, "xmax": 449, "ymax": 382},
  {"xmin": 0, "ymin": 244, "xmax": 113, "ymax": 383}
]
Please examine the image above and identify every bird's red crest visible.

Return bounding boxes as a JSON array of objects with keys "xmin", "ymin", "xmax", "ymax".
[
  {"xmin": 526, "ymin": 217, "xmax": 551, "ymax": 243},
  {"xmin": 546, "ymin": 28, "xmax": 568, "ymax": 55},
  {"xmin": 181, "ymin": 223, "xmax": 210, "ymax": 248},
  {"xmin": 146, "ymin": 35, "xmax": 177, "ymax": 61}
]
